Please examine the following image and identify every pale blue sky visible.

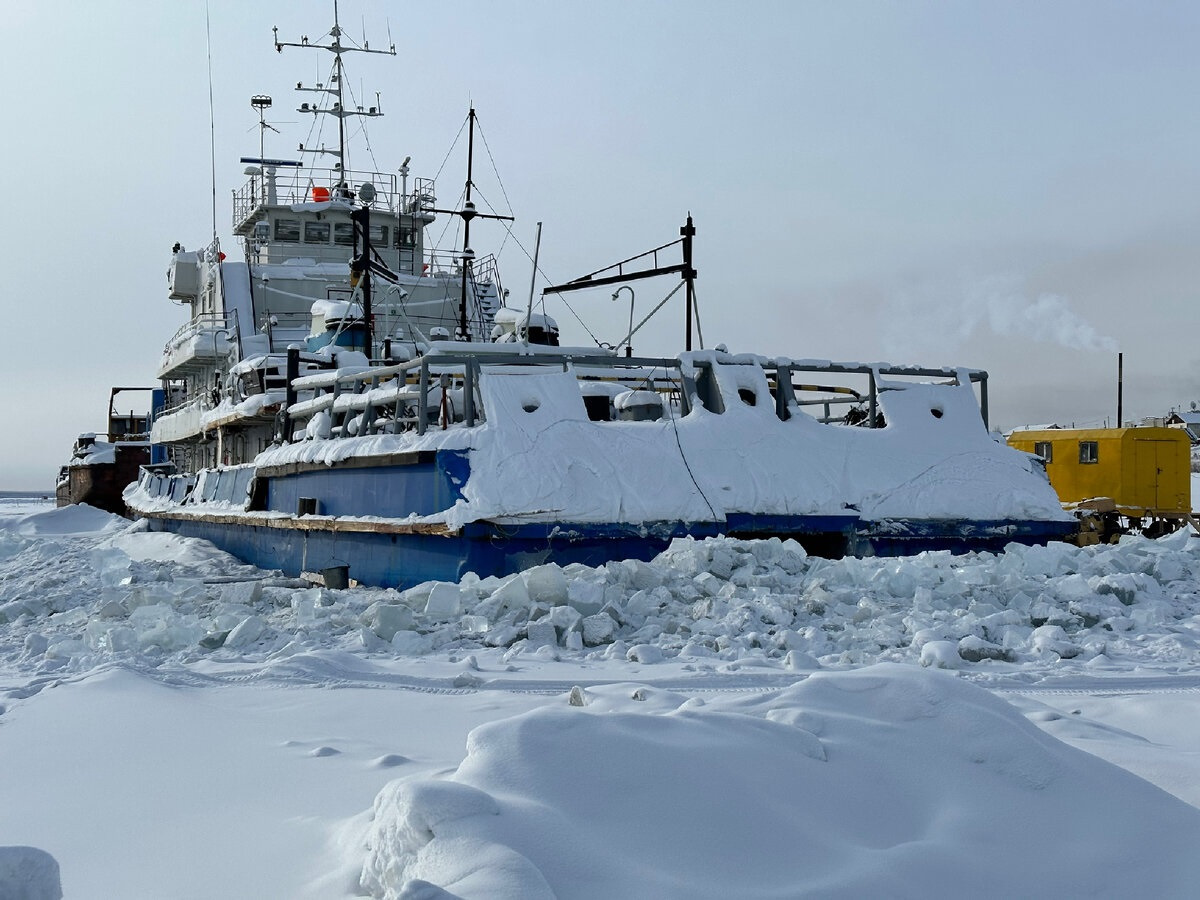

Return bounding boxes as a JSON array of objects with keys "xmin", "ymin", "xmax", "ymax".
[{"xmin": 3, "ymin": 1, "xmax": 1197, "ymax": 488}]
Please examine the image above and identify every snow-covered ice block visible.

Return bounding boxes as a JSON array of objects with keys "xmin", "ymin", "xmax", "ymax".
[
  {"xmin": 219, "ymin": 580, "xmax": 263, "ymax": 607},
  {"xmin": 491, "ymin": 575, "xmax": 532, "ymax": 612},
  {"xmin": 44, "ymin": 638, "xmax": 88, "ymax": 660},
  {"xmin": 459, "ymin": 615, "xmax": 489, "ymax": 636},
  {"xmin": 566, "ymin": 579, "xmax": 605, "ymax": 616},
  {"xmin": 391, "ymin": 630, "xmax": 432, "ymax": 655},
  {"xmin": 365, "ymin": 602, "xmax": 415, "ymax": 641},
  {"xmin": 89, "ymin": 546, "xmax": 133, "ymax": 587},
  {"xmin": 424, "ymin": 583, "xmax": 463, "ymax": 620},
  {"xmin": 708, "ymin": 546, "xmax": 735, "ymax": 580},
  {"xmin": 1031, "ymin": 624, "xmax": 1080, "ymax": 659},
  {"xmin": 627, "ymin": 644, "xmax": 664, "ymax": 664},
  {"xmin": 523, "ymin": 564, "xmax": 568, "ymax": 606},
  {"xmin": 224, "ymin": 615, "xmax": 266, "ymax": 649},
  {"xmin": 919, "ymin": 640, "xmax": 961, "ymax": 669},
  {"xmin": 547, "ymin": 605, "xmax": 582, "ymax": 633},
  {"xmin": 525, "ymin": 620, "xmax": 558, "ymax": 649},
  {"xmin": 0, "ymin": 846, "xmax": 61, "ymax": 900},
  {"xmin": 582, "ymin": 614, "xmax": 615, "ymax": 646}
]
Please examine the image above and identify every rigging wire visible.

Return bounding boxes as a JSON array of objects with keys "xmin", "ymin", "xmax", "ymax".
[
  {"xmin": 475, "ymin": 212, "xmax": 604, "ymax": 347},
  {"xmin": 344, "ymin": 79, "xmax": 382, "ymax": 174},
  {"xmin": 432, "ymin": 116, "xmax": 469, "ymax": 184},
  {"xmin": 474, "ymin": 120, "xmax": 515, "ymax": 218}
]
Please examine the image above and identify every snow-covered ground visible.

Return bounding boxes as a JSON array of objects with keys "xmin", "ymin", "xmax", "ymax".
[{"xmin": 3, "ymin": 496, "xmax": 1200, "ymax": 899}]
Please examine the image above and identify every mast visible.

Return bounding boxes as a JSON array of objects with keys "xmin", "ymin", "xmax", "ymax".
[
  {"xmin": 272, "ymin": 6, "xmax": 395, "ymax": 181},
  {"xmin": 461, "ymin": 108, "xmax": 476, "ymax": 340},
  {"xmin": 424, "ymin": 107, "xmax": 514, "ymax": 341},
  {"xmin": 681, "ymin": 214, "xmax": 696, "ymax": 351},
  {"xmin": 271, "ymin": 6, "xmax": 396, "ymax": 356}
]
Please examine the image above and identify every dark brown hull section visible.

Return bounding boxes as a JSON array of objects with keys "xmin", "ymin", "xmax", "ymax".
[{"xmin": 56, "ymin": 448, "xmax": 150, "ymax": 516}]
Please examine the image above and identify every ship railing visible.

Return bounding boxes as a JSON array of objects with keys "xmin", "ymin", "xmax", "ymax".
[
  {"xmin": 232, "ymin": 166, "xmax": 407, "ymax": 230},
  {"xmin": 280, "ymin": 346, "xmax": 689, "ymax": 441},
  {"xmin": 149, "ymin": 395, "xmax": 213, "ymax": 445},
  {"xmin": 278, "ymin": 348, "xmax": 991, "ymax": 443},
  {"xmin": 161, "ymin": 313, "xmax": 234, "ymax": 354},
  {"xmin": 763, "ymin": 360, "xmax": 988, "ymax": 428}
]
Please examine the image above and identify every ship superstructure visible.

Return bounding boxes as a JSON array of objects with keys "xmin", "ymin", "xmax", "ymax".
[{"xmin": 152, "ymin": 9, "xmax": 503, "ymax": 473}]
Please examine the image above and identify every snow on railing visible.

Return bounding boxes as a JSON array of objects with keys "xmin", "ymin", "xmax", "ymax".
[{"xmin": 277, "ymin": 348, "xmax": 993, "ymax": 443}]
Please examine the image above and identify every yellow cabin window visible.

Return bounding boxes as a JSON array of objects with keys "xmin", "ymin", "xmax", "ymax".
[
  {"xmin": 1079, "ymin": 441, "xmax": 1099, "ymax": 464},
  {"xmin": 1034, "ymin": 441, "xmax": 1053, "ymax": 462}
]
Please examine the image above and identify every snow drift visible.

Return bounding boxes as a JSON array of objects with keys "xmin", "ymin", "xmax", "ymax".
[{"xmin": 360, "ymin": 665, "xmax": 1200, "ymax": 899}]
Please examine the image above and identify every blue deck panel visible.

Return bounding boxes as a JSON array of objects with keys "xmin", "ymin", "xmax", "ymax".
[{"xmin": 265, "ymin": 451, "xmax": 468, "ymax": 518}]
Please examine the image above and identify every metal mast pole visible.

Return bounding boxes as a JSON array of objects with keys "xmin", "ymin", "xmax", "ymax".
[
  {"xmin": 332, "ymin": 1, "xmax": 347, "ymax": 179},
  {"xmin": 524, "ymin": 222, "xmax": 543, "ymax": 347},
  {"xmin": 682, "ymin": 214, "xmax": 696, "ymax": 351},
  {"xmin": 459, "ymin": 108, "xmax": 477, "ymax": 340}
]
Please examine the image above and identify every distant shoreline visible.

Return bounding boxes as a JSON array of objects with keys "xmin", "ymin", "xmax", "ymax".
[{"xmin": 0, "ymin": 490, "xmax": 54, "ymax": 499}]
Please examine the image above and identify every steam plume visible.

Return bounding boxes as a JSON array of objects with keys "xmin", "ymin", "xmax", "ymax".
[{"xmin": 884, "ymin": 274, "xmax": 1119, "ymax": 356}]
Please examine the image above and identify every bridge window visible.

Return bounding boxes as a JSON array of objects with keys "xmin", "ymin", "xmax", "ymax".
[
  {"xmin": 274, "ymin": 219, "xmax": 300, "ymax": 242},
  {"xmin": 395, "ymin": 227, "xmax": 417, "ymax": 249},
  {"xmin": 370, "ymin": 224, "xmax": 389, "ymax": 246},
  {"xmin": 333, "ymin": 222, "xmax": 355, "ymax": 245},
  {"xmin": 1078, "ymin": 441, "xmax": 1099, "ymax": 464},
  {"xmin": 304, "ymin": 222, "xmax": 330, "ymax": 244},
  {"xmin": 1034, "ymin": 441, "xmax": 1053, "ymax": 462}
]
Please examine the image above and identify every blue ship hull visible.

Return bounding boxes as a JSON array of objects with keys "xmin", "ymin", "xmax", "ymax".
[{"xmin": 136, "ymin": 460, "xmax": 1076, "ymax": 589}]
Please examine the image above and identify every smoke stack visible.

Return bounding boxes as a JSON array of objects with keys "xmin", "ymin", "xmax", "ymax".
[{"xmin": 1117, "ymin": 352, "xmax": 1123, "ymax": 428}]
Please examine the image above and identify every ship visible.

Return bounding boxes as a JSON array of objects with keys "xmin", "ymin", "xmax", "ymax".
[
  {"xmin": 56, "ymin": 387, "xmax": 165, "ymax": 516},
  {"xmin": 122, "ymin": 8, "xmax": 1076, "ymax": 589}
]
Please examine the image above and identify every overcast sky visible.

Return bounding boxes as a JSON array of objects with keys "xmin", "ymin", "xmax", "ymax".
[{"xmin": 2, "ymin": 0, "xmax": 1197, "ymax": 490}]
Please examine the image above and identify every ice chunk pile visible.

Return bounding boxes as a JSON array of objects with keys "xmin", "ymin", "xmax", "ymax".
[
  {"xmin": 359, "ymin": 664, "xmax": 1200, "ymax": 899},
  {"xmin": 355, "ymin": 531, "xmax": 1200, "ymax": 671},
  {"xmin": 3, "ymin": 502, "xmax": 1200, "ymax": 678}
]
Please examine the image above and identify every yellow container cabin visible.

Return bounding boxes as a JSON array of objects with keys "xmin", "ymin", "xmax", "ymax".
[{"xmin": 1007, "ymin": 427, "xmax": 1191, "ymax": 518}]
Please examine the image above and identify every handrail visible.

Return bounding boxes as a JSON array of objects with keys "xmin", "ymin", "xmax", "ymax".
[
  {"xmin": 233, "ymin": 166, "xmax": 403, "ymax": 228},
  {"xmin": 161, "ymin": 312, "xmax": 231, "ymax": 350},
  {"xmin": 279, "ymin": 346, "xmax": 993, "ymax": 441}
]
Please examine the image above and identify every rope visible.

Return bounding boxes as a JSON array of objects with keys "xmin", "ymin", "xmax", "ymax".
[{"xmin": 669, "ymin": 399, "xmax": 718, "ymax": 520}]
